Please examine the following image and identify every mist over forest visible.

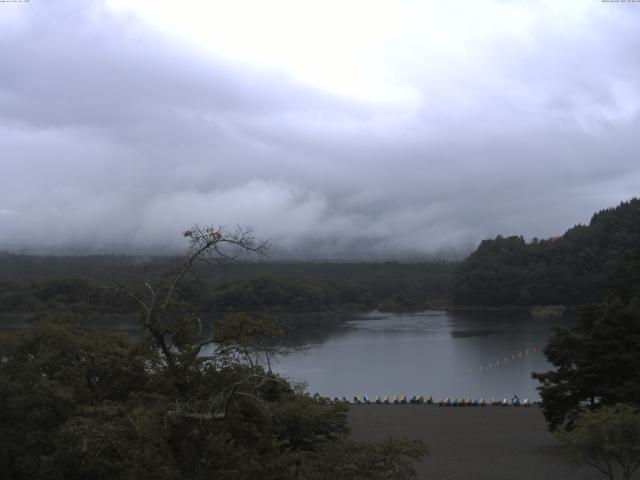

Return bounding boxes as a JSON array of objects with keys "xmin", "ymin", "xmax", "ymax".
[{"xmin": 2, "ymin": 1, "xmax": 639, "ymax": 258}]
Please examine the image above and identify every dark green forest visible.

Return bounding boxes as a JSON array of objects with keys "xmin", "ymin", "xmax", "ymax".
[
  {"xmin": 2, "ymin": 198, "xmax": 639, "ymax": 326},
  {"xmin": 453, "ymin": 198, "xmax": 640, "ymax": 306},
  {"xmin": 2, "ymin": 198, "xmax": 640, "ymax": 328},
  {"xmin": 0, "ymin": 258, "xmax": 454, "ymax": 328}
]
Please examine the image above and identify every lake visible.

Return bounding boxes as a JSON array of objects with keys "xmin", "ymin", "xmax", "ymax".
[
  {"xmin": 1, "ymin": 308, "xmax": 570, "ymax": 400},
  {"xmin": 273, "ymin": 310, "xmax": 571, "ymax": 400}
]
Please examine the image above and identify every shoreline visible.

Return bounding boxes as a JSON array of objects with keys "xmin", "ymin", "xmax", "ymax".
[{"xmin": 348, "ymin": 404, "xmax": 600, "ymax": 480}]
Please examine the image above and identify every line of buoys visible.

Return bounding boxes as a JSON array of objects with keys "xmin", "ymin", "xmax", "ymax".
[
  {"xmin": 330, "ymin": 395, "xmax": 535, "ymax": 407},
  {"xmin": 460, "ymin": 347, "xmax": 540, "ymax": 377}
]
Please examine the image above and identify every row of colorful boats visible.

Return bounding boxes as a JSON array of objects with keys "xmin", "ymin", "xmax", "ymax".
[{"xmin": 330, "ymin": 395, "xmax": 535, "ymax": 407}]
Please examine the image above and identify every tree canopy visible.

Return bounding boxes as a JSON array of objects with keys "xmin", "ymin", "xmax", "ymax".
[
  {"xmin": 453, "ymin": 198, "xmax": 640, "ymax": 306},
  {"xmin": 533, "ymin": 297, "xmax": 640, "ymax": 431},
  {"xmin": 556, "ymin": 404, "xmax": 640, "ymax": 480}
]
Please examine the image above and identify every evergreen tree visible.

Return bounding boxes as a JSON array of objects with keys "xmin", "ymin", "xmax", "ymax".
[{"xmin": 533, "ymin": 297, "xmax": 640, "ymax": 431}]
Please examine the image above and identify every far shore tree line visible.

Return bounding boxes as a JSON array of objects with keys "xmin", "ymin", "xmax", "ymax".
[
  {"xmin": 0, "ymin": 258, "xmax": 454, "ymax": 322},
  {"xmin": 2, "ymin": 199, "xmax": 638, "ymax": 326}
]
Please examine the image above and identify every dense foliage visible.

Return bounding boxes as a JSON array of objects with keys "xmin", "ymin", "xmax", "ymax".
[
  {"xmin": 533, "ymin": 297, "xmax": 640, "ymax": 431},
  {"xmin": 0, "ymin": 226, "xmax": 427, "ymax": 479},
  {"xmin": 0, "ymin": 323, "xmax": 425, "ymax": 480},
  {"xmin": 453, "ymin": 198, "xmax": 640, "ymax": 306},
  {"xmin": 556, "ymin": 404, "xmax": 640, "ymax": 480}
]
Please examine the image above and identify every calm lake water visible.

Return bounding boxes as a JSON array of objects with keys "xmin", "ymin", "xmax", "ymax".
[
  {"xmin": 273, "ymin": 310, "xmax": 571, "ymax": 400},
  {"xmin": 1, "ymin": 309, "xmax": 570, "ymax": 400}
]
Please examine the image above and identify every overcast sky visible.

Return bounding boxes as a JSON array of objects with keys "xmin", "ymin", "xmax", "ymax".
[{"xmin": 1, "ymin": 0, "xmax": 639, "ymax": 258}]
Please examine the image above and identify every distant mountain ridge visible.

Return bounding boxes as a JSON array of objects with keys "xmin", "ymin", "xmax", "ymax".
[{"xmin": 452, "ymin": 198, "xmax": 640, "ymax": 306}]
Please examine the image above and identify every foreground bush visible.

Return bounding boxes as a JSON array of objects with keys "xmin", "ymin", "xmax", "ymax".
[{"xmin": 556, "ymin": 404, "xmax": 640, "ymax": 480}]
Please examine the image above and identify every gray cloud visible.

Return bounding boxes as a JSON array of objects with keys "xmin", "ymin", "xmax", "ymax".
[{"xmin": 1, "ymin": 0, "xmax": 639, "ymax": 258}]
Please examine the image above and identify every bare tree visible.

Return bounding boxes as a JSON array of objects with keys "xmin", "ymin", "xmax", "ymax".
[
  {"xmin": 115, "ymin": 225, "xmax": 268, "ymax": 371},
  {"xmin": 112, "ymin": 226, "xmax": 311, "ymax": 423}
]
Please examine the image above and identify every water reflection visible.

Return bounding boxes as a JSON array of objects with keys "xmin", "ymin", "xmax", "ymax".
[{"xmin": 274, "ymin": 310, "xmax": 571, "ymax": 400}]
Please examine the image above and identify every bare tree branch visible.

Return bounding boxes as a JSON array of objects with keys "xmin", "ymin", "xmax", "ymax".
[{"xmin": 111, "ymin": 225, "xmax": 267, "ymax": 373}]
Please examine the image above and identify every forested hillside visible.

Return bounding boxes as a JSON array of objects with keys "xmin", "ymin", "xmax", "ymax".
[{"xmin": 453, "ymin": 198, "xmax": 640, "ymax": 306}]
